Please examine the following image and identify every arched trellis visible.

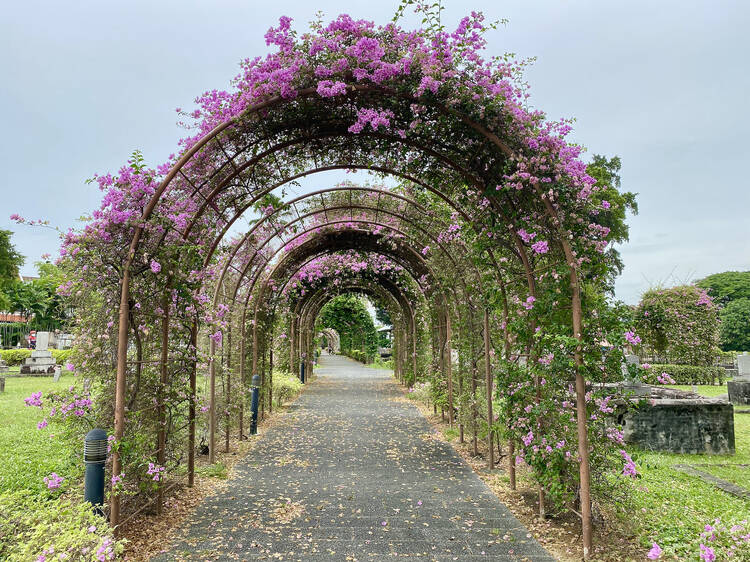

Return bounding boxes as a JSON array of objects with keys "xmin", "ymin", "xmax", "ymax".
[{"xmin": 94, "ymin": 21, "xmax": 618, "ymax": 556}]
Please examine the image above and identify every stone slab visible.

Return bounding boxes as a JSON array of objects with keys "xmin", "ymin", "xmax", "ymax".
[
  {"xmin": 728, "ymin": 380, "xmax": 750, "ymax": 406},
  {"xmin": 623, "ymin": 400, "xmax": 735, "ymax": 455},
  {"xmin": 36, "ymin": 331, "xmax": 50, "ymax": 351},
  {"xmin": 737, "ymin": 353, "xmax": 750, "ymax": 380}
]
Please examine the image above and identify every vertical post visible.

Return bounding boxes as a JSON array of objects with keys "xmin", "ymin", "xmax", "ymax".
[
  {"xmin": 268, "ymin": 347, "xmax": 274, "ymax": 414},
  {"xmin": 188, "ymin": 322, "xmax": 197, "ymax": 487},
  {"xmin": 156, "ymin": 287, "xmax": 170, "ymax": 515},
  {"xmin": 411, "ymin": 312, "xmax": 417, "ymax": 382},
  {"xmin": 501, "ymin": 286, "xmax": 516, "ymax": 490},
  {"xmin": 571, "ymin": 269, "xmax": 592, "ymax": 557},
  {"xmin": 484, "ymin": 309, "xmax": 494, "ymax": 470},
  {"xmin": 458, "ymin": 322, "xmax": 464, "ymax": 443},
  {"xmin": 239, "ymin": 324, "xmax": 245, "ymax": 440},
  {"xmin": 260, "ymin": 335, "xmax": 266, "ymax": 421},
  {"xmin": 446, "ymin": 312, "xmax": 454, "ymax": 426},
  {"xmin": 111, "ymin": 267, "xmax": 131, "ymax": 531},
  {"xmin": 471, "ymin": 327, "xmax": 478, "ymax": 456},
  {"xmin": 209, "ymin": 337, "xmax": 216, "ymax": 464},
  {"xmin": 289, "ymin": 318, "xmax": 296, "ymax": 379},
  {"xmin": 250, "ymin": 374, "xmax": 260, "ymax": 435},
  {"xmin": 225, "ymin": 324, "xmax": 231, "ymax": 453}
]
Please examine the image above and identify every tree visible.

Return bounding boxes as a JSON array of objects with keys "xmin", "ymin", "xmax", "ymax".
[
  {"xmin": 696, "ymin": 271, "xmax": 750, "ymax": 351},
  {"xmin": 717, "ymin": 298, "xmax": 750, "ymax": 352},
  {"xmin": 696, "ymin": 271, "xmax": 750, "ymax": 304},
  {"xmin": 317, "ymin": 294, "xmax": 378, "ymax": 359},
  {"xmin": 0, "ymin": 229, "xmax": 25, "ymax": 311},
  {"xmin": 6, "ymin": 262, "xmax": 69, "ymax": 329},
  {"xmin": 585, "ymin": 155, "xmax": 638, "ymax": 287}
]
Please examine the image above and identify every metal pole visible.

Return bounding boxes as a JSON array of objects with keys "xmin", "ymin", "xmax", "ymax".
[
  {"xmin": 268, "ymin": 347, "xmax": 274, "ymax": 414},
  {"xmin": 111, "ymin": 266, "xmax": 131, "ymax": 531},
  {"xmin": 209, "ymin": 337, "xmax": 216, "ymax": 464},
  {"xmin": 225, "ymin": 324, "xmax": 231, "ymax": 453},
  {"xmin": 446, "ymin": 311, "xmax": 454, "ymax": 426},
  {"xmin": 484, "ymin": 309, "xmax": 494, "ymax": 470},
  {"xmin": 156, "ymin": 287, "xmax": 170, "ymax": 515},
  {"xmin": 289, "ymin": 318, "xmax": 295, "ymax": 379},
  {"xmin": 188, "ymin": 322, "xmax": 197, "ymax": 487},
  {"xmin": 571, "ymin": 267, "xmax": 593, "ymax": 557},
  {"xmin": 239, "ymin": 326, "xmax": 245, "ymax": 440},
  {"xmin": 250, "ymin": 374, "xmax": 260, "ymax": 435}
]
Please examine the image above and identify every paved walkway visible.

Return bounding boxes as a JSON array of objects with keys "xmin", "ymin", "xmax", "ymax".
[{"xmin": 159, "ymin": 354, "xmax": 553, "ymax": 561}]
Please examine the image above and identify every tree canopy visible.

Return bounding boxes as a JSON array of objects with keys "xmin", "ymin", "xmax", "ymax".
[
  {"xmin": 0, "ymin": 230, "xmax": 25, "ymax": 311},
  {"xmin": 696, "ymin": 271, "xmax": 750, "ymax": 351}
]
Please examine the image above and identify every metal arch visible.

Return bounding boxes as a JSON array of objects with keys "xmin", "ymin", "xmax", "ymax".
[
  {"xmin": 110, "ymin": 82, "xmax": 593, "ymax": 554},
  {"xmin": 208, "ymin": 185, "xmax": 473, "ymax": 313}
]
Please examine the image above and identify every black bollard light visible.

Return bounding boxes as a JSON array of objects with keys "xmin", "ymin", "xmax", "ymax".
[
  {"xmin": 84, "ymin": 428, "xmax": 108, "ymax": 511},
  {"xmin": 300, "ymin": 361, "xmax": 305, "ymax": 384},
  {"xmin": 249, "ymin": 374, "xmax": 260, "ymax": 435}
]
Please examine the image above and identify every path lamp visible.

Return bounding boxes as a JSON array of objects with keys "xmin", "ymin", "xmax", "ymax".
[
  {"xmin": 84, "ymin": 428, "xmax": 108, "ymax": 512},
  {"xmin": 250, "ymin": 374, "xmax": 260, "ymax": 435}
]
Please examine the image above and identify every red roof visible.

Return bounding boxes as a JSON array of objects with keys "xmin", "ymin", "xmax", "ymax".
[{"xmin": 0, "ymin": 313, "xmax": 28, "ymax": 323}]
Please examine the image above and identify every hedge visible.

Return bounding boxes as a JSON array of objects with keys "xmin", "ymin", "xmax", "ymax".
[
  {"xmin": 0, "ymin": 349, "xmax": 73, "ymax": 366},
  {"xmin": 346, "ymin": 349, "xmax": 373, "ymax": 363},
  {"xmin": 643, "ymin": 363, "xmax": 727, "ymax": 386}
]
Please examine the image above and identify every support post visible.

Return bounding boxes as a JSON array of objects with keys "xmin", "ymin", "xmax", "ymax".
[
  {"xmin": 269, "ymin": 348, "xmax": 274, "ymax": 414},
  {"xmin": 289, "ymin": 318, "xmax": 296, "ymax": 380},
  {"xmin": 239, "ymin": 325, "xmax": 245, "ymax": 440},
  {"xmin": 446, "ymin": 312, "xmax": 454, "ymax": 426},
  {"xmin": 250, "ymin": 374, "xmax": 260, "ymax": 435},
  {"xmin": 188, "ymin": 322, "xmax": 197, "ymax": 487},
  {"xmin": 209, "ymin": 337, "xmax": 216, "ymax": 464},
  {"xmin": 111, "ymin": 267, "xmax": 131, "ymax": 531},
  {"xmin": 225, "ymin": 324, "xmax": 231, "ymax": 453},
  {"xmin": 484, "ymin": 309, "xmax": 494, "ymax": 470},
  {"xmin": 156, "ymin": 287, "xmax": 170, "ymax": 515}
]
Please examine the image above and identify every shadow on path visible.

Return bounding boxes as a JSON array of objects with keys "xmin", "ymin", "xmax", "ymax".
[{"xmin": 157, "ymin": 354, "xmax": 554, "ymax": 561}]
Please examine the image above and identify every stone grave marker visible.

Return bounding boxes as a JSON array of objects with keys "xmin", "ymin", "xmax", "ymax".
[
  {"xmin": 20, "ymin": 331, "xmax": 57, "ymax": 375},
  {"xmin": 728, "ymin": 352, "xmax": 750, "ymax": 405}
]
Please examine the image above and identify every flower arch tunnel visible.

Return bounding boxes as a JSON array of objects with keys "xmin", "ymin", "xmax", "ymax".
[{"xmin": 60, "ymin": 12, "xmax": 631, "ymax": 558}]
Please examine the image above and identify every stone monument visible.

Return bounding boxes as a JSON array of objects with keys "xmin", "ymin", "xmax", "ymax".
[
  {"xmin": 620, "ymin": 354, "xmax": 650, "ymax": 396},
  {"xmin": 0, "ymin": 353, "xmax": 7, "ymax": 392},
  {"xmin": 728, "ymin": 353, "xmax": 750, "ymax": 405},
  {"xmin": 20, "ymin": 331, "xmax": 57, "ymax": 375}
]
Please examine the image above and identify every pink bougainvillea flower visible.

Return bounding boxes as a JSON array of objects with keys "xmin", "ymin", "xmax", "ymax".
[{"xmin": 646, "ymin": 542, "xmax": 662, "ymax": 559}]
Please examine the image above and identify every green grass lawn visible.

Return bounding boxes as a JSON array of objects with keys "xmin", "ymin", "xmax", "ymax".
[
  {"xmin": 0, "ymin": 375, "xmax": 80, "ymax": 495},
  {"xmin": 666, "ymin": 383, "xmax": 730, "ymax": 398},
  {"xmin": 625, "ymin": 400, "xmax": 750, "ymax": 558}
]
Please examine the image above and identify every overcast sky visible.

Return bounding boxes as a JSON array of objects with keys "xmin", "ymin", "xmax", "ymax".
[{"xmin": 1, "ymin": 0, "xmax": 748, "ymax": 304}]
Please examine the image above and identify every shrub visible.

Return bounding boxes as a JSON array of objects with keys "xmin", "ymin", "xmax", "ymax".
[
  {"xmin": 0, "ymin": 349, "xmax": 31, "ymax": 366},
  {"xmin": 0, "ymin": 349, "xmax": 73, "ymax": 366},
  {"xmin": 0, "ymin": 490, "xmax": 124, "ymax": 561},
  {"xmin": 272, "ymin": 371, "xmax": 303, "ymax": 407},
  {"xmin": 51, "ymin": 349, "xmax": 73, "ymax": 365},
  {"xmin": 644, "ymin": 363, "xmax": 726, "ymax": 386},
  {"xmin": 406, "ymin": 381, "xmax": 431, "ymax": 404},
  {"xmin": 635, "ymin": 285, "xmax": 720, "ymax": 365}
]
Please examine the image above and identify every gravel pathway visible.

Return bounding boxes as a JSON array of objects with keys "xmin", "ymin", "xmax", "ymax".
[{"xmin": 157, "ymin": 354, "xmax": 554, "ymax": 561}]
